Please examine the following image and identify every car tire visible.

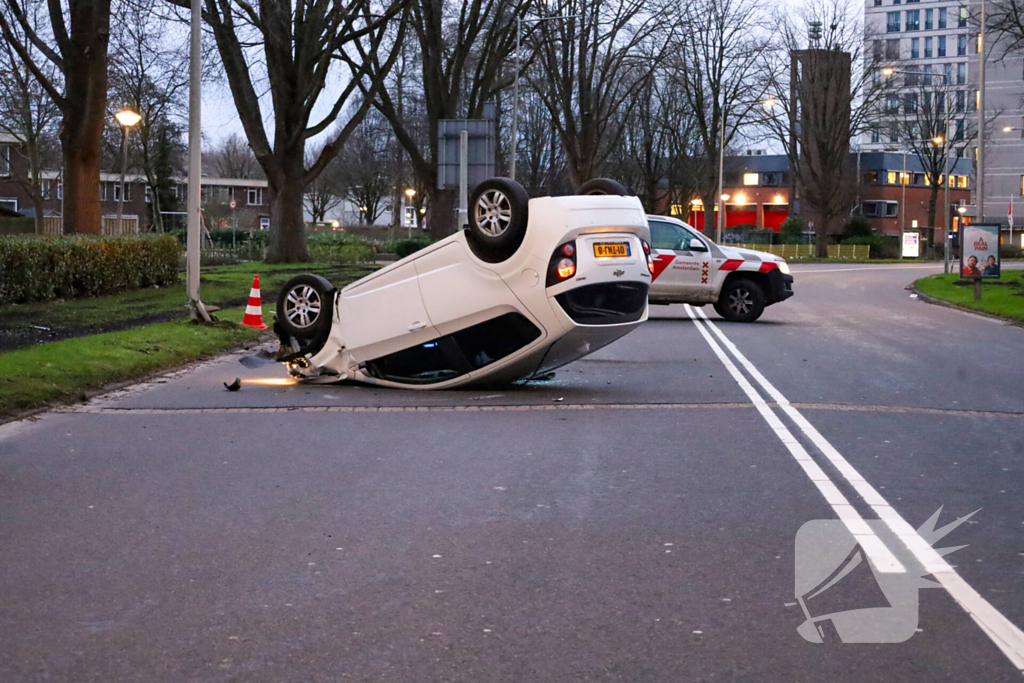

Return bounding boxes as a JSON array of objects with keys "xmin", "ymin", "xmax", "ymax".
[
  {"xmin": 576, "ymin": 178, "xmax": 629, "ymax": 196},
  {"xmin": 716, "ymin": 278, "xmax": 765, "ymax": 322},
  {"xmin": 276, "ymin": 274, "xmax": 334, "ymax": 340},
  {"xmin": 467, "ymin": 177, "xmax": 530, "ymax": 263}
]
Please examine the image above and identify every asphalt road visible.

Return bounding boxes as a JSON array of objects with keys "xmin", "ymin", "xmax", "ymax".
[{"xmin": 2, "ymin": 262, "xmax": 1023, "ymax": 682}]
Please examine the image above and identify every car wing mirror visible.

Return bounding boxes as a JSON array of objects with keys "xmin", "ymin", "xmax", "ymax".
[{"xmin": 688, "ymin": 238, "xmax": 708, "ymax": 252}]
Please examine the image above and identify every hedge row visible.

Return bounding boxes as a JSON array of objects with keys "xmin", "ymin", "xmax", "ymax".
[{"xmin": 0, "ymin": 234, "xmax": 181, "ymax": 304}]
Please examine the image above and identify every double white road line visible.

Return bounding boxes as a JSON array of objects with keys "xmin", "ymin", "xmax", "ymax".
[{"xmin": 684, "ymin": 304, "xmax": 1024, "ymax": 670}]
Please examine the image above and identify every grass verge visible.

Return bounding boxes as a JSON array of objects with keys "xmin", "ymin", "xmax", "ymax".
[
  {"xmin": 914, "ymin": 270, "xmax": 1024, "ymax": 323},
  {"xmin": 0, "ymin": 307, "xmax": 265, "ymax": 419},
  {"xmin": 0, "ymin": 262, "xmax": 374, "ymax": 351}
]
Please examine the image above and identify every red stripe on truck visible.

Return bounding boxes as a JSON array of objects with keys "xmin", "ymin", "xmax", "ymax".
[
  {"xmin": 758, "ymin": 261, "xmax": 779, "ymax": 273},
  {"xmin": 719, "ymin": 259, "xmax": 744, "ymax": 271}
]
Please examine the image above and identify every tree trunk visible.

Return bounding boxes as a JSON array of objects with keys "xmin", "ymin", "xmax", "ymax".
[
  {"xmin": 815, "ymin": 216, "xmax": 831, "ymax": 257},
  {"xmin": 267, "ymin": 171, "xmax": 310, "ymax": 263},
  {"xmin": 428, "ymin": 188, "xmax": 457, "ymax": 241},
  {"xmin": 927, "ymin": 184, "xmax": 939, "ymax": 229},
  {"xmin": 62, "ymin": 137, "xmax": 104, "ymax": 234}
]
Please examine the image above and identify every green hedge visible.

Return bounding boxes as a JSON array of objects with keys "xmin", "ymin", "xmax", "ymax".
[{"xmin": 0, "ymin": 234, "xmax": 181, "ymax": 304}]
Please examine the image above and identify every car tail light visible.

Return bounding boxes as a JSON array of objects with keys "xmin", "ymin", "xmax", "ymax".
[
  {"xmin": 641, "ymin": 240, "xmax": 654, "ymax": 274},
  {"xmin": 546, "ymin": 240, "xmax": 578, "ymax": 286}
]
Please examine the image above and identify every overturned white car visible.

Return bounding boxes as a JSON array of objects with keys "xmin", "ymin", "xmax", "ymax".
[{"xmin": 273, "ymin": 178, "xmax": 653, "ymax": 389}]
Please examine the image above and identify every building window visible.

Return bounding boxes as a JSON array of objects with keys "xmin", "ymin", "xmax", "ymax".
[
  {"xmin": 911, "ymin": 37, "xmax": 920, "ymax": 58},
  {"xmin": 886, "ymin": 39, "xmax": 900, "ymax": 60},
  {"xmin": 886, "ymin": 95, "xmax": 901, "ymax": 113},
  {"xmin": 957, "ymin": 34, "xmax": 967, "ymax": 55},
  {"xmin": 875, "ymin": 0, "xmax": 882, "ymax": 6},
  {"xmin": 887, "ymin": 171, "xmax": 898, "ymax": 184},
  {"xmin": 958, "ymin": 7, "xmax": 967, "ymax": 27},
  {"xmin": 939, "ymin": 7, "xmax": 947, "ymax": 28},
  {"xmin": 889, "ymin": 125, "xmax": 899, "ymax": 143},
  {"xmin": 247, "ymin": 188, "xmax": 263, "ymax": 206},
  {"xmin": 742, "ymin": 173, "xmax": 759, "ymax": 186},
  {"xmin": 905, "ymin": 92, "xmax": 919, "ymax": 113},
  {"xmin": 925, "ymin": 8, "xmax": 934, "ymax": 29},
  {"xmin": 873, "ymin": 40, "xmax": 884, "ymax": 59},
  {"xmin": 923, "ymin": 64, "xmax": 933, "ymax": 85},
  {"xmin": 887, "ymin": 11, "xmax": 901, "ymax": 32},
  {"xmin": 906, "ymin": 10, "xmax": 920, "ymax": 30},
  {"xmin": 936, "ymin": 90, "xmax": 946, "ymax": 114},
  {"xmin": 1020, "ymin": 176, "xmax": 1024, "ymax": 195},
  {"xmin": 0, "ymin": 146, "xmax": 9, "ymax": 177},
  {"xmin": 100, "ymin": 183, "xmax": 108, "ymax": 201},
  {"xmin": 957, "ymin": 62, "xmax": 967, "ymax": 84},
  {"xmin": 0, "ymin": 198, "xmax": 17, "ymax": 212},
  {"xmin": 956, "ymin": 90, "xmax": 965, "ymax": 111},
  {"xmin": 145, "ymin": 185, "xmax": 152, "ymax": 203},
  {"xmin": 957, "ymin": 175, "xmax": 968, "ymax": 188},
  {"xmin": 871, "ymin": 129, "xmax": 881, "ymax": 143},
  {"xmin": 924, "ymin": 37, "xmax": 933, "ymax": 57},
  {"xmin": 938, "ymin": 35, "xmax": 946, "ymax": 56}
]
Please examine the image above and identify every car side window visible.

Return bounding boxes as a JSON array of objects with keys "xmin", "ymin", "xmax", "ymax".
[
  {"xmin": 678, "ymin": 225, "xmax": 710, "ymax": 250},
  {"xmin": 649, "ymin": 220, "xmax": 690, "ymax": 251}
]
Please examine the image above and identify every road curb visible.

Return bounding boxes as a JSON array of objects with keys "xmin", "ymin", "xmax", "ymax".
[{"xmin": 909, "ymin": 285, "xmax": 1024, "ymax": 328}]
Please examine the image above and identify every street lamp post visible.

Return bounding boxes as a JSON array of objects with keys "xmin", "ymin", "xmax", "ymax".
[
  {"xmin": 404, "ymin": 187, "xmax": 416, "ymax": 239},
  {"xmin": 114, "ymin": 109, "xmax": 142, "ymax": 235},
  {"xmin": 978, "ymin": 0, "xmax": 987, "ymax": 222},
  {"xmin": 510, "ymin": 14, "xmax": 578, "ymax": 181},
  {"xmin": 716, "ymin": 98, "xmax": 775, "ymax": 243}
]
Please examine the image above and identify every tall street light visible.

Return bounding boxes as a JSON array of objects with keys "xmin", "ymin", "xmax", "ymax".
[
  {"xmin": 187, "ymin": 0, "xmax": 210, "ymax": 321},
  {"xmin": 716, "ymin": 97, "xmax": 776, "ymax": 243},
  {"xmin": 510, "ymin": 14, "xmax": 578, "ymax": 181},
  {"xmin": 114, "ymin": 109, "xmax": 142, "ymax": 235},
  {"xmin": 404, "ymin": 187, "xmax": 416, "ymax": 238}
]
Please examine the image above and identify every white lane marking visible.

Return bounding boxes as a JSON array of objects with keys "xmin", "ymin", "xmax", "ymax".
[
  {"xmin": 693, "ymin": 306, "xmax": 1024, "ymax": 670},
  {"xmin": 681, "ymin": 305, "xmax": 904, "ymax": 573},
  {"xmin": 792, "ymin": 265, "xmax": 941, "ymax": 273}
]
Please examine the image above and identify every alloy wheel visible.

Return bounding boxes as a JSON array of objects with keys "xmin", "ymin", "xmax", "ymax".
[
  {"xmin": 285, "ymin": 285, "xmax": 322, "ymax": 329},
  {"xmin": 474, "ymin": 188, "xmax": 512, "ymax": 237}
]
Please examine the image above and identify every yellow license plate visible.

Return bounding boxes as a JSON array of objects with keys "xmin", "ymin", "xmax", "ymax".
[{"xmin": 593, "ymin": 242, "xmax": 630, "ymax": 258}]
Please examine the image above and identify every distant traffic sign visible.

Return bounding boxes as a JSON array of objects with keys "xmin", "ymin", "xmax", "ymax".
[{"xmin": 229, "ymin": 199, "xmax": 237, "ymax": 209}]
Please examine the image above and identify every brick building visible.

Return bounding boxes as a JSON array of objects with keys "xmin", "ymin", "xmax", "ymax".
[
  {"xmin": 659, "ymin": 152, "xmax": 972, "ymax": 242},
  {"xmin": 0, "ymin": 134, "xmax": 269, "ymax": 234}
]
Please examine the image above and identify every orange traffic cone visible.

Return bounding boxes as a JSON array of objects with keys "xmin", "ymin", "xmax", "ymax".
[{"xmin": 241, "ymin": 274, "xmax": 267, "ymax": 330}]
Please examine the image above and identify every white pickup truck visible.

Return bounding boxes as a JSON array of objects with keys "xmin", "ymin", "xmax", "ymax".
[{"xmin": 646, "ymin": 215, "xmax": 794, "ymax": 322}]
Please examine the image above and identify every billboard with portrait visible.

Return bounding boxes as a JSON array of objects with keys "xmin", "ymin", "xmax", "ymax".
[
  {"xmin": 960, "ymin": 223, "xmax": 1000, "ymax": 279},
  {"xmin": 901, "ymin": 231, "xmax": 920, "ymax": 258}
]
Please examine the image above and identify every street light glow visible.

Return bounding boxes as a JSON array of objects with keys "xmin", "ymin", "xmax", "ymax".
[
  {"xmin": 882, "ymin": 67, "xmax": 894, "ymax": 76},
  {"xmin": 405, "ymin": 188, "xmax": 416, "ymax": 198},
  {"xmin": 1004, "ymin": 126, "xmax": 1014, "ymax": 132},
  {"xmin": 721, "ymin": 194, "xmax": 730, "ymax": 201},
  {"xmin": 933, "ymin": 136, "xmax": 944, "ymax": 145},
  {"xmin": 734, "ymin": 193, "xmax": 747, "ymax": 204},
  {"xmin": 762, "ymin": 98, "xmax": 776, "ymax": 111},
  {"xmin": 115, "ymin": 109, "xmax": 142, "ymax": 127}
]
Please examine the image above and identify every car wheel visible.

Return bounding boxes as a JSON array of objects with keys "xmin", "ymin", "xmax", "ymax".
[
  {"xmin": 466, "ymin": 177, "xmax": 530, "ymax": 263},
  {"xmin": 576, "ymin": 178, "xmax": 629, "ymax": 196},
  {"xmin": 276, "ymin": 274, "xmax": 334, "ymax": 339},
  {"xmin": 717, "ymin": 278, "xmax": 765, "ymax": 322}
]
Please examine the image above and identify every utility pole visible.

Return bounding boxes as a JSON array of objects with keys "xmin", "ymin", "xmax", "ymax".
[
  {"xmin": 977, "ymin": 0, "xmax": 987, "ymax": 221},
  {"xmin": 187, "ymin": 0, "xmax": 210, "ymax": 321}
]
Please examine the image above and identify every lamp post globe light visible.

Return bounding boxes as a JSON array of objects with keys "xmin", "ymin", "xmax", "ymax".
[
  {"xmin": 114, "ymin": 109, "xmax": 142, "ymax": 235},
  {"xmin": 404, "ymin": 187, "xmax": 416, "ymax": 237}
]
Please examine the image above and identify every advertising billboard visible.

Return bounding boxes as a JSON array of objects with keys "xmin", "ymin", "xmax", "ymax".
[
  {"xmin": 901, "ymin": 231, "xmax": 920, "ymax": 258},
  {"xmin": 960, "ymin": 223, "xmax": 1000, "ymax": 279}
]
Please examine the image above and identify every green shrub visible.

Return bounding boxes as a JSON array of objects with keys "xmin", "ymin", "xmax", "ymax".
[
  {"xmin": 778, "ymin": 216, "xmax": 808, "ymax": 244},
  {"xmin": 207, "ymin": 228, "xmax": 269, "ymax": 248},
  {"xmin": 843, "ymin": 215, "xmax": 873, "ymax": 239},
  {"xmin": 392, "ymin": 237, "xmax": 432, "ymax": 258},
  {"xmin": 0, "ymin": 234, "xmax": 181, "ymax": 304},
  {"xmin": 841, "ymin": 234, "xmax": 900, "ymax": 259},
  {"xmin": 307, "ymin": 232, "xmax": 376, "ymax": 264}
]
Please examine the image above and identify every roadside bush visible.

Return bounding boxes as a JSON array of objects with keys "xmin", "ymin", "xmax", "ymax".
[
  {"xmin": 778, "ymin": 216, "xmax": 807, "ymax": 244},
  {"xmin": 392, "ymin": 237, "xmax": 432, "ymax": 258},
  {"xmin": 841, "ymin": 234, "xmax": 900, "ymax": 259},
  {"xmin": 1000, "ymin": 244, "xmax": 1022, "ymax": 259},
  {"xmin": 207, "ymin": 228, "xmax": 269, "ymax": 248},
  {"xmin": 307, "ymin": 232, "xmax": 376, "ymax": 264},
  {"xmin": 843, "ymin": 216, "xmax": 873, "ymax": 239},
  {"xmin": 0, "ymin": 234, "xmax": 181, "ymax": 304}
]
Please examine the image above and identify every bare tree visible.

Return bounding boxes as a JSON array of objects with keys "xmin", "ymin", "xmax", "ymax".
[
  {"xmin": 0, "ymin": 20, "xmax": 60, "ymax": 232},
  {"xmin": 1, "ymin": 0, "xmax": 112, "ymax": 234},
  {"xmin": 988, "ymin": 0, "xmax": 1024, "ymax": 58},
  {"xmin": 174, "ymin": 0, "xmax": 408, "ymax": 261},
  {"xmin": 530, "ymin": 0, "xmax": 674, "ymax": 190},
  {"xmin": 303, "ymin": 146, "xmax": 342, "ymax": 223},
  {"xmin": 332, "ymin": 110, "xmax": 395, "ymax": 224},
  {"xmin": 512, "ymin": 86, "xmax": 567, "ymax": 197},
  {"xmin": 758, "ymin": 0, "xmax": 894, "ymax": 254},
  {"xmin": 352, "ymin": 0, "xmax": 535, "ymax": 239},
  {"xmin": 205, "ymin": 133, "xmax": 261, "ymax": 180},
  {"xmin": 108, "ymin": 0, "xmax": 187, "ymax": 232},
  {"xmin": 670, "ymin": 0, "xmax": 772, "ymax": 230}
]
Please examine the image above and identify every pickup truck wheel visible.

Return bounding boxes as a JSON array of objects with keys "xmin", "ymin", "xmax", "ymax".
[
  {"xmin": 717, "ymin": 278, "xmax": 765, "ymax": 322},
  {"xmin": 277, "ymin": 274, "xmax": 334, "ymax": 339}
]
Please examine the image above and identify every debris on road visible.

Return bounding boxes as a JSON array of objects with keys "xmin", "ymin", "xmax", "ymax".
[{"xmin": 224, "ymin": 378, "xmax": 242, "ymax": 391}]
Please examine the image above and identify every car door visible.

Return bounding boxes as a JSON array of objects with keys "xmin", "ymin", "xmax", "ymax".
[{"xmin": 648, "ymin": 219, "xmax": 715, "ymax": 302}]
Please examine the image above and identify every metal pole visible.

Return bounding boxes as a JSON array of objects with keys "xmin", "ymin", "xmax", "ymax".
[
  {"xmin": 186, "ymin": 0, "xmax": 209, "ymax": 321},
  {"xmin": 717, "ymin": 109, "xmax": 726, "ymax": 243},
  {"xmin": 944, "ymin": 104, "xmax": 951, "ymax": 273},
  {"xmin": 459, "ymin": 130, "xmax": 469, "ymax": 229},
  {"xmin": 117, "ymin": 125, "xmax": 128, "ymax": 234},
  {"xmin": 977, "ymin": 0, "xmax": 986, "ymax": 221},
  {"xmin": 900, "ymin": 151, "xmax": 907, "ymax": 259},
  {"xmin": 510, "ymin": 17, "xmax": 521, "ymax": 181}
]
